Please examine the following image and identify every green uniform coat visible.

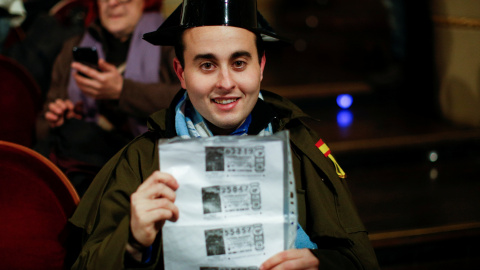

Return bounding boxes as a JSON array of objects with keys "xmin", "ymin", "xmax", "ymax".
[{"xmin": 70, "ymin": 90, "xmax": 379, "ymax": 270}]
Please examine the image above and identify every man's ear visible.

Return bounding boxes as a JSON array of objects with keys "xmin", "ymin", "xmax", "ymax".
[
  {"xmin": 173, "ymin": 57, "xmax": 187, "ymax": 89},
  {"xmin": 260, "ymin": 52, "xmax": 266, "ymax": 82}
]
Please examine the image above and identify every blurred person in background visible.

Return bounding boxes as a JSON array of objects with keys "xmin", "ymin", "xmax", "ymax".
[
  {"xmin": 3, "ymin": 0, "xmax": 83, "ymax": 95},
  {"xmin": 36, "ymin": 0, "xmax": 180, "ymax": 197},
  {"xmin": 0, "ymin": 0, "xmax": 26, "ymax": 52}
]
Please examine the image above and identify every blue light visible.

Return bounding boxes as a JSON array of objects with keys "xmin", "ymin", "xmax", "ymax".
[
  {"xmin": 337, "ymin": 110, "xmax": 353, "ymax": 128},
  {"xmin": 336, "ymin": 94, "xmax": 353, "ymax": 109}
]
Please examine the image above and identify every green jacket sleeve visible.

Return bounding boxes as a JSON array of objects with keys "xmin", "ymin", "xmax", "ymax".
[{"xmin": 70, "ymin": 135, "xmax": 162, "ymax": 269}]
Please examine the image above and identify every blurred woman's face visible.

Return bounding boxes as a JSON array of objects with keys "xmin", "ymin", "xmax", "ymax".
[{"xmin": 97, "ymin": 0, "xmax": 144, "ymax": 41}]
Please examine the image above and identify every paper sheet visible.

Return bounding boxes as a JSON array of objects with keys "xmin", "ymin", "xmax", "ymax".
[{"xmin": 159, "ymin": 131, "xmax": 297, "ymax": 269}]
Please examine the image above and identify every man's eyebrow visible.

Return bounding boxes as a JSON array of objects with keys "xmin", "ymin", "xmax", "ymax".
[
  {"xmin": 193, "ymin": 51, "xmax": 252, "ymax": 62},
  {"xmin": 193, "ymin": 53, "xmax": 216, "ymax": 62},
  {"xmin": 231, "ymin": 51, "xmax": 252, "ymax": 60}
]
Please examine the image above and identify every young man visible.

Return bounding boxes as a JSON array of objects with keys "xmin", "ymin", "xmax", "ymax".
[{"xmin": 70, "ymin": 0, "xmax": 379, "ymax": 269}]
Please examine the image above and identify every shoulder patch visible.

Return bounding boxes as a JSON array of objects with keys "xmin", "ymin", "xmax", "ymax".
[{"xmin": 315, "ymin": 139, "xmax": 346, "ymax": 179}]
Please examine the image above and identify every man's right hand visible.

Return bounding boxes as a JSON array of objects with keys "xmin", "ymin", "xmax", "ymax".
[
  {"xmin": 128, "ymin": 171, "xmax": 180, "ymax": 259},
  {"xmin": 44, "ymin": 99, "xmax": 83, "ymax": 128}
]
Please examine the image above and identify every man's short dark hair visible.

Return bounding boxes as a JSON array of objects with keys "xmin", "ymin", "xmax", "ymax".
[{"xmin": 174, "ymin": 29, "xmax": 265, "ymax": 68}]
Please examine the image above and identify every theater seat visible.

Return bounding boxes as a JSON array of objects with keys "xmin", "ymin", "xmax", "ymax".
[
  {"xmin": 0, "ymin": 141, "xmax": 80, "ymax": 269},
  {"xmin": 0, "ymin": 55, "xmax": 41, "ymax": 147}
]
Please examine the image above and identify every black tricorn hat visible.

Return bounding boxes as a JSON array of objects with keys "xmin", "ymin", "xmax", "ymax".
[{"xmin": 143, "ymin": 0, "xmax": 289, "ymax": 46}]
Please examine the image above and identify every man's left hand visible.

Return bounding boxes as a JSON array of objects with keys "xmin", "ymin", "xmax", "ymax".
[
  {"xmin": 72, "ymin": 59, "xmax": 123, "ymax": 100},
  {"xmin": 260, "ymin": 249, "xmax": 319, "ymax": 270}
]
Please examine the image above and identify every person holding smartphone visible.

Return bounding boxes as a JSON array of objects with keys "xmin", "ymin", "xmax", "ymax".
[{"xmin": 36, "ymin": 0, "xmax": 180, "ymax": 197}]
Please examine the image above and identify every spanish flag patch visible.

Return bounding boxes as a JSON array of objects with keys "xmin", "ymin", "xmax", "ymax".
[{"xmin": 315, "ymin": 139, "xmax": 346, "ymax": 179}]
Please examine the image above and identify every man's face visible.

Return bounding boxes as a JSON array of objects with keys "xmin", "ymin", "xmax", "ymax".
[
  {"xmin": 97, "ymin": 0, "xmax": 144, "ymax": 41},
  {"xmin": 173, "ymin": 26, "xmax": 266, "ymax": 135}
]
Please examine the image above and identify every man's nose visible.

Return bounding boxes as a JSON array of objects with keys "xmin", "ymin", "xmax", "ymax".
[
  {"xmin": 216, "ymin": 68, "xmax": 235, "ymax": 90},
  {"xmin": 106, "ymin": 0, "xmax": 121, "ymax": 6}
]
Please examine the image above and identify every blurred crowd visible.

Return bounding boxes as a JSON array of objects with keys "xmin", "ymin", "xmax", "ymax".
[{"xmin": 0, "ymin": 0, "xmax": 180, "ymax": 196}]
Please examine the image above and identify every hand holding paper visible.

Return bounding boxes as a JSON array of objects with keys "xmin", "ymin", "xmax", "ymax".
[
  {"xmin": 130, "ymin": 171, "xmax": 180, "ymax": 248},
  {"xmin": 159, "ymin": 131, "xmax": 298, "ymax": 269},
  {"xmin": 260, "ymin": 249, "xmax": 319, "ymax": 270}
]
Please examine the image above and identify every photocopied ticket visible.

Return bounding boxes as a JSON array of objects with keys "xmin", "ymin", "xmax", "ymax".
[{"xmin": 159, "ymin": 131, "xmax": 297, "ymax": 270}]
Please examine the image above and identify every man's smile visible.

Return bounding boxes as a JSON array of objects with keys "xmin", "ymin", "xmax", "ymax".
[{"xmin": 212, "ymin": 98, "xmax": 239, "ymax": 105}]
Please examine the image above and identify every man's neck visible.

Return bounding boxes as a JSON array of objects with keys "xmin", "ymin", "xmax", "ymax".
[{"xmin": 205, "ymin": 120, "xmax": 241, "ymax": 136}]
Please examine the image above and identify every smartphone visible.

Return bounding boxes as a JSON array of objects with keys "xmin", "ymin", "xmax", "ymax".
[{"xmin": 72, "ymin": 46, "xmax": 99, "ymax": 77}]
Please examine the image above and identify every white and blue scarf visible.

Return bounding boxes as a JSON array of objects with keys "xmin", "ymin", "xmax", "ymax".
[{"xmin": 174, "ymin": 91, "xmax": 273, "ymax": 138}]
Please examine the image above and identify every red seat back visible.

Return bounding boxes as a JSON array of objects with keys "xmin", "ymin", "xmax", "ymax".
[
  {"xmin": 0, "ymin": 55, "xmax": 41, "ymax": 147},
  {"xmin": 0, "ymin": 141, "xmax": 80, "ymax": 269}
]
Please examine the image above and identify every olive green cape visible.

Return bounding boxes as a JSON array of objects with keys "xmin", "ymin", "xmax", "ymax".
[{"xmin": 70, "ymin": 90, "xmax": 379, "ymax": 269}]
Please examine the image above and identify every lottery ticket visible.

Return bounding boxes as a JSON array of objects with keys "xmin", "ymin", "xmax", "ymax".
[
  {"xmin": 204, "ymin": 224, "xmax": 264, "ymax": 257},
  {"xmin": 202, "ymin": 182, "xmax": 261, "ymax": 215}
]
